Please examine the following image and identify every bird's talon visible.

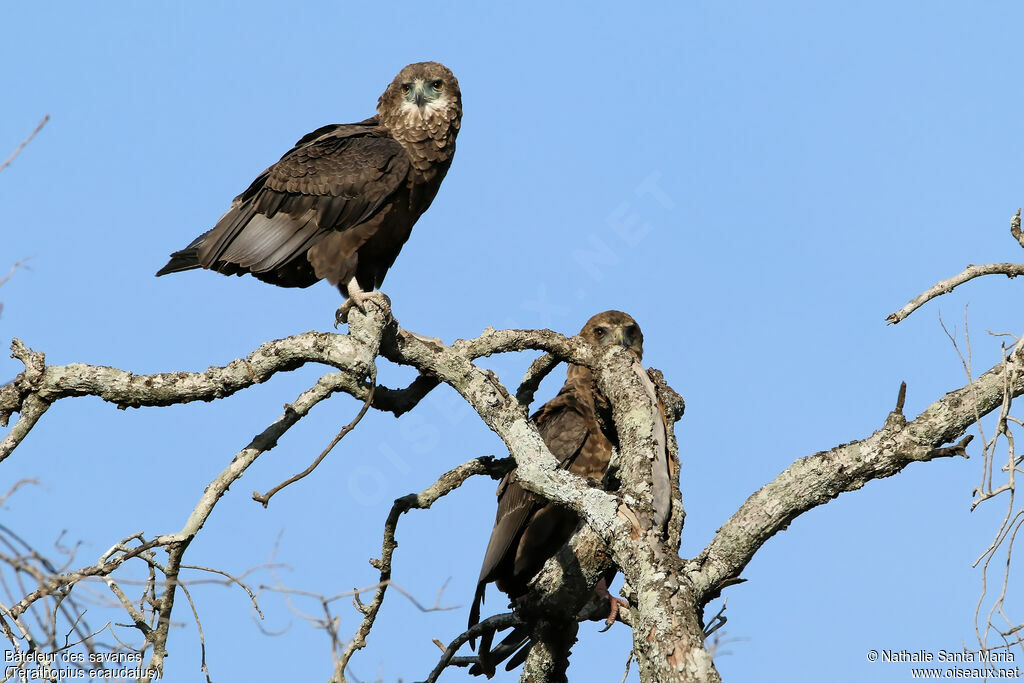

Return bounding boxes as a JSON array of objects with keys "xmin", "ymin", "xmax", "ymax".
[
  {"xmin": 334, "ymin": 302, "xmax": 354, "ymax": 328},
  {"xmin": 600, "ymin": 596, "xmax": 629, "ymax": 632}
]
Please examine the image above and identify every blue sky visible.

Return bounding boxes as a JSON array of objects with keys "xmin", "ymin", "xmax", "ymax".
[{"xmin": 3, "ymin": 2, "xmax": 1024, "ymax": 681}]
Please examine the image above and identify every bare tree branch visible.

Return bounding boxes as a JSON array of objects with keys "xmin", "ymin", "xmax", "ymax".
[
  {"xmin": 6, "ymin": 261, "xmax": 1015, "ymax": 682},
  {"xmin": 516, "ymin": 352, "xmax": 560, "ymax": 407},
  {"xmin": 690, "ymin": 368, "xmax": 1005, "ymax": 606},
  {"xmin": 887, "ymin": 263, "xmax": 1024, "ymax": 324},
  {"xmin": 419, "ymin": 612, "xmax": 525, "ymax": 683},
  {"xmin": 0, "ymin": 256, "xmax": 34, "ymax": 323},
  {"xmin": 254, "ymin": 368, "xmax": 377, "ymax": 506},
  {"xmin": 0, "ymin": 257, "xmax": 32, "ymax": 290},
  {"xmin": 3, "ymin": 303, "xmax": 698, "ymax": 680},
  {"xmin": 333, "ymin": 455, "xmax": 513, "ymax": 682},
  {"xmin": 0, "ymin": 318, "xmax": 591, "ymax": 465},
  {"xmin": 0, "ymin": 115, "xmax": 49, "ymax": 174},
  {"xmin": 138, "ymin": 309, "xmax": 388, "ymax": 679},
  {"xmin": 372, "ymin": 373, "xmax": 440, "ymax": 416},
  {"xmin": 888, "ymin": 211, "xmax": 1024, "ymax": 324},
  {"xmin": 1010, "ymin": 208, "xmax": 1023, "ymax": 249}
]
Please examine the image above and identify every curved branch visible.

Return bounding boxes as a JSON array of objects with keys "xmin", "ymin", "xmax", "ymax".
[
  {"xmin": 137, "ymin": 306, "xmax": 388, "ymax": 679},
  {"xmin": 0, "ymin": 393, "xmax": 49, "ymax": 463},
  {"xmin": 6, "ymin": 535, "xmax": 160, "ymax": 620},
  {"xmin": 691, "ymin": 349, "xmax": 1024, "ymax": 605},
  {"xmin": 887, "ymin": 211, "xmax": 1024, "ymax": 324},
  {"xmin": 333, "ymin": 455, "xmax": 513, "ymax": 682},
  {"xmin": 418, "ymin": 612, "xmax": 525, "ymax": 683},
  {"xmin": 254, "ymin": 369, "xmax": 377, "ymax": 507},
  {"xmin": 449, "ymin": 327, "xmax": 578, "ymax": 361},
  {"xmin": 371, "ymin": 373, "xmax": 439, "ymax": 416},
  {"xmin": 380, "ymin": 325, "xmax": 622, "ymax": 530},
  {"xmin": 515, "ymin": 353, "xmax": 560, "ymax": 408},
  {"xmin": 368, "ymin": 326, "xmax": 597, "ymax": 415},
  {"xmin": 1, "ymin": 319, "xmax": 603, "ymax": 466},
  {"xmin": 1, "ymin": 330, "xmax": 366, "ymax": 412},
  {"xmin": 139, "ymin": 370, "xmax": 376, "ymax": 679},
  {"xmin": 887, "ymin": 263, "xmax": 1024, "ymax": 324},
  {"xmin": 0, "ymin": 304, "xmax": 401, "ymax": 465}
]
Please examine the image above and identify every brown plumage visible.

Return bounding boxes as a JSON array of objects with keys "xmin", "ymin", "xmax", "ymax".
[
  {"xmin": 156, "ymin": 62, "xmax": 461, "ymax": 316},
  {"xmin": 469, "ymin": 311, "xmax": 647, "ymax": 673}
]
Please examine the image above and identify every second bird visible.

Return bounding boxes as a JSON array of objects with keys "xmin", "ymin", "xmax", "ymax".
[{"xmin": 470, "ymin": 310, "xmax": 647, "ymax": 673}]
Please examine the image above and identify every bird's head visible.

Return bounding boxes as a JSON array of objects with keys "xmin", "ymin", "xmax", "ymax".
[
  {"xmin": 379, "ymin": 61, "xmax": 462, "ymax": 125},
  {"xmin": 579, "ymin": 310, "xmax": 644, "ymax": 361}
]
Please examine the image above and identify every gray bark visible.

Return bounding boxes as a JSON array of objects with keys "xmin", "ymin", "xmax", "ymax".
[{"xmin": 1, "ymin": 299, "xmax": 1010, "ymax": 682}]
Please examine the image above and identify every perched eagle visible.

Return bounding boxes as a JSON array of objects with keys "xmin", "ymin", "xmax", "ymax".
[
  {"xmin": 156, "ymin": 61, "xmax": 462, "ymax": 320},
  {"xmin": 469, "ymin": 310, "xmax": 654, "ymax": 674}
]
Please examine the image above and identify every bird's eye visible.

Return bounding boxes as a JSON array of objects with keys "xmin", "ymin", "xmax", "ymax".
[
  {"xmin": 432, "ymin": 80, "xmax": 444, "ymax": 90},
  {"xmin": 401, "ymin": 84, "xmax": 411, "ymax": 94},
  {"xmin": 594, "ymin": 327, "xmax": 605, "ymax": 338}
]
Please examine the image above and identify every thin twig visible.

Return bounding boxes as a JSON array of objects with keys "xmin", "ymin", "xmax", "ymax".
[
  {"xmin": 0, "ymin": 115, "xmax": 49, "ymax": 174},
  {"xmin": 179, "ymin": 565, "xmax": 264, "ymax": 619},
  {"xmin": 254, "ymin": 369, "xmax": 376, "ymax": 507},
  {"xmin": 620, "ymin": 650, "xmax": 634, "ymax": 683},
  {"xmin": 969, "ymin": 333, "xmax": 1024, "ymax": 657},
  {"xmin": 178, "ymin": 584, "xmax": 212, "ymax": 683},
  {"xmin": 0, "ymin": 257, "xmax": 34, "ymax": 321},
  {"xmin": 7, "ymin": 538, "xmax": 160, "ymax": 620},
  {"xmin": 0, "ymin": 479, "xmax": 40, "ymax": 508},
  {"xmin": 0, "ymin": 257, "xmax": 33, "ymax": 290},
  {"xmin": 333, "ymin": 455, "xmax": 512, "ymax": 682}
]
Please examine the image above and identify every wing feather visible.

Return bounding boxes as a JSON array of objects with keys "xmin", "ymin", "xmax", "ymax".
[
  {"xmin": 476, "ymin": 476, "xmax": 542, "ymax": 585},
  {"xmin": 476, "ymin": 391, "xmax": 589, "ymax": 582},
  {"xmin": 197, "ymin": 123, "xmax": 409, "ymax": 276},
  {"xmin": 471, "ymin": 382, "xmax": 593, "ymax": 631}
]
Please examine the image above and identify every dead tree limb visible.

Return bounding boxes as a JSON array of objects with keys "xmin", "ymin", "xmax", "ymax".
[
  {"xmin": 5, "ymin": 280, "xmax": 1017, "ymax": 682},
  {"xmin": 332, "ymin": 455, "xmax": 513, "ymax": 682},
  {"xmin": 887, "ymin": 210, "xmax": 1024, "ymax": 324}
]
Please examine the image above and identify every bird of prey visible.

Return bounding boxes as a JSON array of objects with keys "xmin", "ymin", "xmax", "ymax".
[
  {"xmin": 469, "ymin": 310, "xmax": 661, "ymax": 674},
  {"xmin": 156, "ymin": 61, "xmax": 462, "ymax": 322}
]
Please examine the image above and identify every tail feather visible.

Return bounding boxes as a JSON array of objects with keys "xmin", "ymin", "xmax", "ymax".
[
  {"xmin": 468, "ymin": 582, "xmax": 486, "ymax": 650},
  {"xmin": 156, "ymin": 231, "xmax": 210, "ymax": 277},
  {"xmin": 503, "ymin": 635, "xmax": 533, "ymax": 672},
  {"xmin": 469, "ymin": 626, "xmax": 531, "ymax": 677},
  {"xmin": 155, "ymin": 248, "xmax": 201, "ymax": 276}
]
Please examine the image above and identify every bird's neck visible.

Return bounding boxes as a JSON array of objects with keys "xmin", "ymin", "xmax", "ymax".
[
  {"xmin": 564, "ymin": 365, "xmax": 617, "ymax": 444},
  {"xmin": 378, "ymin": 104, "xmax": 461, "ymax": 173},
  {"xmin": 565, "ymin": 365, "xmax": 608, "ymax": 411},
  {"xmin": 565, "ymin": 364, "xmax": 594, "ymax": 385}
]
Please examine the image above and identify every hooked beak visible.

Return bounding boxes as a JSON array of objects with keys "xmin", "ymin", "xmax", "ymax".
[
  {"xmin": 612, "ymin": 327, "xmax": 627, "ymax": 347},
  {"xmin": 413, "ymin": 83, "xmax": 426, "ymax": 108}
]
